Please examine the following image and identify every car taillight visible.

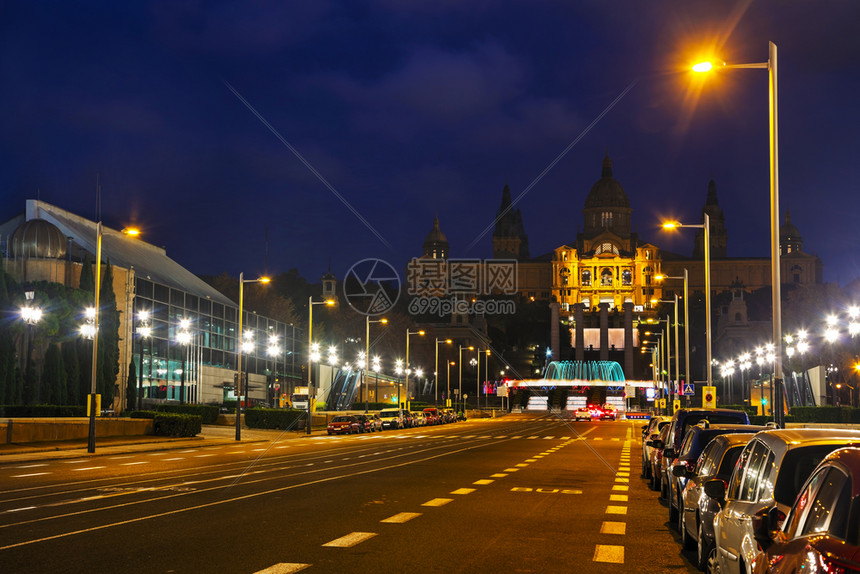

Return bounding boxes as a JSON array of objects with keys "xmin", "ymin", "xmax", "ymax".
[{"xmin": 820, "ymin": 555, "xmax": 858, "ymax": 574}]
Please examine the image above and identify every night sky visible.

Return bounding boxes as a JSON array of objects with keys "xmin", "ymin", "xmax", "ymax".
[{"xmin": 2, "ymin": 1, "xmax": 859, "ymax": 287}]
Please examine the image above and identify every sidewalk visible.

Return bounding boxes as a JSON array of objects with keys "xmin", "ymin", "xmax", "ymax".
[{"xmin": 0, "ymin": 425, "xmax": 328, "ymax": 464}]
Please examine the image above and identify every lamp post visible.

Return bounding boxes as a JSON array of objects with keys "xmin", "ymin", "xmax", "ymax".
[
  {"xmin": 86, "ymin": 222, "xmax": 103, "ymax": 453},
  {"xmin": 20, "ymin": 290, "xmax": 43, "ymax": 404},
  {"xmin": 447, "ymin": 360, "xmax": 455, "ymax": 408},
  {"xmin": 434, "ymin": 338, "xmax": 452, "ymax": 406},
  {"xmin": 663, "ymin": 214, "xmax": 712, "ymax": 391},
  {"xmin": 372, "ymin": 355, "xmax": 381, "ymax": 404},
  {"xmin": 176, "ymin": 318, "xmax": 191, "ymax": 405},
  {"xmin": 306, "ymin": 296, "xmax": 335, "ymax": 434},
  {"xmin": 394, "ymin": 359, "xmax": 404, "ymax": 408},
  {"xmin": 652, "ymin": 297, "xmax": 680, "ymax": 408},
  {"xmin": 656, "ymin": 269, "xmax": 690, "ymax": 402},
  {"xmin": 458, "ymin": 345, "xmax": 474, "ymax": 413},
  {"xmin": 236, "ymin": 273, "xmax": 270, "ymax": 441},
  {"xmin": 136, "ymin": 311, "xmax": 151, "ymax": 410},
  {"xmin": 405, "ymin": 329, "xmax": 425, "ymax": 408},
  {"xmin": 267, "ymin": 335, "xmax": 281, "ymax": 406},
  {"xmin": 365, "ymin": 317, "xmax": 388, "ymax": 411},
  {"xmin": 693, "ymin": 42, "xmax": 782, "ymax": 426}
]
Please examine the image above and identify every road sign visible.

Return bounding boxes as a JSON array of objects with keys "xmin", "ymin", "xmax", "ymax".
[
  {"xmin": 673, "ymin": 399, "xmax": 681, "ymax": 412},
  {"xmin": 703, "ymin": 385, "xmax": 717, "ymax": 408},
  {"xmin": 682, "ymin": 383, "xmax": 695, "ymax": 396}
]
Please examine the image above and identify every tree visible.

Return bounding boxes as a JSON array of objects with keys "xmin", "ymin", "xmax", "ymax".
[
  {"xmin": 126, "ymin": 360, "xmax": 137, "ymax": 412},
  {"xmin": 78, "ymin": 253, "xmax": 94, "ymax": 293},
  {"xmin": 62, "ymin": 341, "xmax": 80, "ymax": 405},
  {"xmin": 42, "ymin": 344, "xmax": 67, "ymax": 404}
]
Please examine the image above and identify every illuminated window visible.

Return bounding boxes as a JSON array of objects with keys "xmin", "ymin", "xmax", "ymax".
[
  {"xmin": 581, "ymin": 270, "xmax": 591, "ymax": 286},
  {"xmin": 601, "ymin": 268, "xmax": 613, "ymax": 286},
  {"xmin": 621, "ymin": 269, "xmax": 632, "ymax": 286},
  {"xmin": 595, "ymin": 242, "xmax": 619, "ymax": 256}
]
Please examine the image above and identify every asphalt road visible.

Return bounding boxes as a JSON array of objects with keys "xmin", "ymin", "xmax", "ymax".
[{"xmin": 0, "ymin": 414, "xmax": 699, "ymax": 573}]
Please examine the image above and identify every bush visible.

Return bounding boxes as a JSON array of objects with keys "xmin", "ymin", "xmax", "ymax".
[
  {"xmin": 152, "ymin": 413, "xmax": 202, "ymax": 437},
  {"xmin": 791, "ymin": 406, "xmax": 850, "ymax": 423},
  {"xmin": 0, "ymin": 404, "xmax": 86, "ymax": 417},
  {"xmin": 128, "ymin": 410, "xmax": 159, "ymax": 419},
  {"xmin": 244, "ymin": 408, "xmax": 306, "ymax": 430},
  {"xmin": 151, "ymin": 403, "xmax": 219, "ymax": 424}
]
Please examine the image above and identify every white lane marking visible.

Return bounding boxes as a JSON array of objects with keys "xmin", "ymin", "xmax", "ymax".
[
  {"xmin": 609, "ymin": 494, "xmax": 629, "ymax": 502},
  {"xmin": 7, "ymin": 506, "xmax": 38, "ymax": 512},
  {"xmin": 195, "ymin": 454, "xmax": 215, "ymax": 458},
  {"xmin": 61, "ymin": 460, "xmax": 88, "ymax": 464},
  {"xmin": 542, "ymin": 436, "xmax": 555, "ymax": 440},
  {"xmin": 381, "ymin": 512, "xmax": 422, "ymax": 524},
  {"xmin": 422, "ymin": 498, "xmax": 453, "ymax": 507},
  {"xmin": 605, "ymin": 505, "xmax": 627, "ymax": 515},
  {"xmin": 108, "ymin": 455, "xmax": 134, "ymax": 460},
  {"xmin": 322, "ymin": 532, "xmax": 377, "ymax": 547},
  {"xmin": 612, "ymin": 485, "xmax": 629, "ymax": 491},
  {"xmin": 71, "ymin": 467, "xmax": 105, "ymax": 471},
  {"xmin": 593, "ymin": 544, "xmax": 624, "ymax": 563},
  {"xmin": 490, "ymin": 473, "xmax": 508, "ymax": 478},
  {"xmin": 11, "ymin": 472, "xmax": 50, "ymax": 478},
  {"xmin": 503, "ymin": 468, "xmax": 519, "ymax": 472},
  {"xmin": 254, "ymin": 563, "xmax": 310, "ymax": 574},
  {"xmin": 450, "ymin": 488, "xmax": 475, "ymax": 495},
  {"xmin": 121, "ymin": 461, "xmax": 148, "ymax": 466},
  {"xmin": 511, "ymin": 436, "xmax": 523, "ymax": 439},
  {"xmin": 515, "ymin": 463, "xmax": 529, "ymax": 467},
  {"xmin": 14, "ymin": 463, "xmax": 48, "ymax": 468},
  {"xmin": 473, "ymin": 479, "xmax": 494, "ymax": 485},
  {"xmin": 601, "ymin": 521, "xmax": 626, "ymax": 535},
  {"xmin": 162, "ymin": 458, "xmax": 184, "ymax": 461},
  {"xmin": 179, "ymin": 450, "xmax": 198, "ymax": 453},
  {"xmin": 495, "ymin": 435, "xmax": 507, "ymax": 439},
  {"xmin": 525, "ymin": 459, "xmax": 538, "ymax": 462}
]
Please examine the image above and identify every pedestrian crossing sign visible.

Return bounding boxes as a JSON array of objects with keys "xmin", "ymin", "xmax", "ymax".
[{"xmin": 682, "ymin": 383, "xmax": 695, "ymax": 396}]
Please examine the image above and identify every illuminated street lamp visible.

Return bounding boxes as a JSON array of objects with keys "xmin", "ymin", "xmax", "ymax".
[
  {"xmin": 86, "ymin": 222, "xmax": 103, "ymax": 453},
  {"xmin": 655, "ymin": 270, "xmax": 690, "ymax": 397},
  {"xmin": 405, "ymin": 329, "xmax": 425, "ymax": 407},
  {"xmin": 307, "ymin": 295, "xmax": 335, "ymax": 434},
  {"xmin": 135, "ymin": 311, "xmax": 152, "ymax": 410},
  {"xmin": 434, "ymin": 338, "xmax": 452, "ymax": 406},
  {"xmin": 458, "ymin": 345, "xmax": 474, "ymax": 412},
  {"xmin": 663, "ymin": 214, "xmax": 711, "ymax": 389},
  {"xmin": 266, "ymin": 335, "xmax": 281, "ymax": 407},
  {"xmin": 692, "ymin": 42, "xmax": 782, "ymax": 425},
  {"xmin": 176, "ymin": 318, "xmax": 192, "ymax": 404},
  {"xmin": 236, "ymin": 273, "xmax": 270, "ymax": 441},
  {"xmin": 365, "ymin": 317, "xmax": 387, "ymax": 411},
  {"xmin": 652, "ymin": 296, "xmax": 680, "ymax": 406},
  {"xmin": 20, "ymin": 290, "xmax": 43, "ymax": 403}
]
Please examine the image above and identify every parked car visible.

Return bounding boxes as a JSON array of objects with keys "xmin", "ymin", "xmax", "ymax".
[
  {"xmin": 705, "ymin": 428, "xmax": 860, "ymax": 574},
  {"xmin": 660, "ymin": 408, "xmax": 751, "ymax": 499},
  {"xmin": 368, "ymin": 413, "xmax": 383, "ymax": 432},
  {"xmin": 353, "ymin": 413, "xmax": 374, "ymax": 433},
  {"xmin": 400, "ymin": 410, "xmax": 414, "ymax": 428},
  {"xmin": 750, "ymin": 446, "xmax": 860, "ymax": 573},
  {"xmin": 648, "ymin": 423, "xmax": 672, "ymax": 492},
  {"xmin": 378, "ymin": 409, "xmax": 403, "ymax": 430},
  {"xmin": 574, "ymin": 406, "xmax": 592, "ymax": 421},
  {"xmin": 641, "ymin": 416, "xmax": 671, "ymax": 479},
  {"xmin": 678, "ymin": 432, "xmax": 757, "ymax": 572},
  {"xmin": 411, "ymin": 411, "xmax": 426, "ymax": 426},
  {"xmin": 668, "ymin": 423, "xmax": 768, "ymax": 527},
  {"xmin": 423, "ymin": 407, "xmax": 440, "ymax": 425},
  {"xmin": 327, "ymin": 415, "xmax": 360, "ymax": 435}
]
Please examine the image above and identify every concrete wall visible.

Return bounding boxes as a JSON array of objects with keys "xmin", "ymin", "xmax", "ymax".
[{"xmin": 2, "ymin": 417, "xmax": 153, "ymax": 444}]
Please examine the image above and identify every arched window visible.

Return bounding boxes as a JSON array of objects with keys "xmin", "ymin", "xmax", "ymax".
[
  {"xmin": 621, "ymin": 269, "xmax": 632, "ymax": 286},
  {"xmin": 559, "ymin": 267, "xmax": 570, "ymax": 286},
  {"xmin": 595, "ymin": 242, "xmax": 619, "ymax": 256},
  {"xmin": 581, "ymin": 269, "xmax": 591, "ymax": 286},
  {"xmin": 601, "ymin": 268, "xmax": 613, "ymax": 286}
]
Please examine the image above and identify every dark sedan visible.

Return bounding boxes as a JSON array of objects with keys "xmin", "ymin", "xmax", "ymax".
[{"xmin": 327, "ymin": 415, "xmax": 360, "ymax": 435}]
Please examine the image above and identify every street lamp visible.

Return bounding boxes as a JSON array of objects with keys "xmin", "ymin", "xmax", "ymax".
[
  {"xmin": 236, "ymin": 273, "xmax": 270, "ymax": 441},
  {"xmin": 434, "ymin": 338, "xmax": 452, "ymax": 406},
  {"xmin": 267, "ymin": 335, "xmax": 281, "ymax": 407},
  {"xmin": 458, "ymin": 345, "xmax": 474, "ymax": 413},
  {"xmin": 86, "ymin": 222, "xmax": 103, "ymax": 453},
  {"xmin": 405, "ymin": 329, "xmax": 425, "ymax": 408},
  {"xmin": 652, "ymin": 297, "xmax": 680, "ymax": 408},
  {"xmin": 306, "ymin": 296, "xmax": 335, "ymax": 434},
  {"xmin": 447, "ymin": 360, "xmax": 455, "ymax": 408},
  {"xmin": 365, "ymin": 317, "xmax": 388, "ymax": 411},
  {"xmin": 20, "ymin": 290, "xmax": 43, "ymax": 404},
  {"xmin": 693, "ymin": 42, "xmax": 782, "ymax": 426},
  {"xmin": 135, "ymin": 311, "xmax": 151, "ymax": 410},
  {"xmin": 655, "ymin": 269, "xmax": 690, "ymax": 400},
  {"xmin": 663, "ymin": 214, "xmax": 712, "ymax": 390},
  {"xmin": 394, "ymin": 359, "xmax": 404, "ymax": 407},
  {"xmin": 176, "ymin": 318, "xmax": 192, "ymax": 405}
]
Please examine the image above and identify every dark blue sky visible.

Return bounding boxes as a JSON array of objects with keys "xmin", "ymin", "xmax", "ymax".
[{"xmin": 2, "ymin": 0, "xmax": 858, "ymax": 285}]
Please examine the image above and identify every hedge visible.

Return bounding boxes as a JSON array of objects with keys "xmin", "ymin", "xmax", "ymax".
[
  {"xmin": 0, "ymin": 405, "xmax": 86, "ymax": 417},
  {"xmin": 244, "ymin": 408, "xmax": 306, "ymax": 430},
  {"xmin": 152, "ymin": 413, "xmax": 202, "ymax": 437},
  {"xmin": 149, "ymin": 403, "xmax": 219, "ymax": 424}
]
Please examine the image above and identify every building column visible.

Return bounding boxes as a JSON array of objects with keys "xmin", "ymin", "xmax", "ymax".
[
  {"xmin": 623, "ymin": 302, "xmax": 634, "ymax": 379},
  {"xmin": 599, "ymin": 302, "xmax": 610, "ymax": 362},
  {"xmin": 549, "ymin": 300, "xmax": 560, "ymax": 363},
  {"xmin": 574, "ymin": 303, "xmax": 584, "ymax": 362}
]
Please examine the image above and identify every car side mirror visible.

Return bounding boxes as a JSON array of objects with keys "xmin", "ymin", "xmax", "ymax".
[
  {"xmin": 703, "ymin": 478, "xmax": 727, "ymax": 506},
  {"xmin": 650, "ymin": 439, "xmax": 663, "ymax": 449},
  {"xmin": 672, "ymin": 464, "xmax": 691, "ymax": 478},
  {"xmin": 752, "ymin": 506, "xmax": 784, "ymax": 546},
  {"xmin": 663, "ymin": 448, "xmax": 675, "ymax": 459}
]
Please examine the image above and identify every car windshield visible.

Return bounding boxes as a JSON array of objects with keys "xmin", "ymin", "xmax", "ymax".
[
  {"xmin": 332, "ymin": 416, "xmax": 352, "ymax": 422},
  {"xmin": 379, "ymin": 411, "xmax": 398, "ymax": 417}
]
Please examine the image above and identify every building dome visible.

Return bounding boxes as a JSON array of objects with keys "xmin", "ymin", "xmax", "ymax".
[
  {"xmin": 584, "ymin": 154, "xmax": 630, "ymax": 209},
  {"xmin": 780, "ymin": 210, "xmax": 802, "ymax": 243},
  {"xmin": 422, "ymin": 216, "xmax": 449, "ymax": 259},
  {"xmin": 10, "ymin": 219, "xmax": 67, "ymax": 259}
]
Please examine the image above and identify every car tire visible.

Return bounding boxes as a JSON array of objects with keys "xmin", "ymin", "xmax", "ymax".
[
  {"xmin": 698, "ymin": 519, "xmax": 716, "ymax": 572},
  {"xmin": 669, "ymin": 494, "xmax": 678, "ymax": 525},
  {"xmin": 704, "ymin": 544, "xmax": 719, "ymax": 574}
]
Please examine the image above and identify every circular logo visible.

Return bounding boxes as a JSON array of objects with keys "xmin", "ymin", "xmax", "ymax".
[
  {"xmin": 343, "ymin": 258, "xmax": 401, "ymax": 316},
  {"xmin": 705, "ymin": 393, "xmax": 714, "ymax": 403}
]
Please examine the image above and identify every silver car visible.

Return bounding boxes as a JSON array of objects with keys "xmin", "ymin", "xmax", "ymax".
[{"xmin": 705, "ymin": 428, "xmax": 860, "ymax": 574}]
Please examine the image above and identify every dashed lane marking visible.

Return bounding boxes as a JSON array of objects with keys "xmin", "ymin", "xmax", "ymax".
[
  {"xmin": 473, "ymin": 479, "xmax": 495, "ymax": 485},
  {"xmin": 120, "ymin": 461, "xmax": 148, "ymax": 466},
  {"xmin": 162, "ymin": 458, "xmax": 184, "ymax": 461},
  {"xmin": 542, "ymin": 436, "xmax": 555, "ymax": 440},
  {"xmin": 381, "ymin": 512, "xmax": 422, "ymax": 524},
  {"xmin": 614, "ymin": 477, "xmax": 629, "ymax": 483},
  {"xmin": 490, "ymin": 473, "xmax": 508, "ymax": 478},
  {"xmin": 322, "ymin": 532, "xmax": 377, "ymax": 547},
  {"xmin": 61, "ymin": 460, "xmax": 88, "ymax": 464},
  {"xmin": 253, "ymin": 563, "xmax": 310, "ymax": 574},
  {"xmin": 503, "ymin": 468, "xmax": 519, "ymax": 472},
  {"xmin": 612, "ymin": 485, "xmax": 629, "ymax": 491},
  {"xmin": 593, "ymin": 545, "xmax": 625, "ymax": 563},
  {"xmin": 515, "ymin": 463, "xmax": 529, "ymax": 467},
  {"xmin": 422, "ymin": 498, "xmax": 453, "ymax": 507},
  {"xmin": 605, "ymin": 506, "xmax": 627, "ymax": 515},
  {"xmin": 450, "ymin": 488, "xmax": 475, "ymax": 495},
  {"xmin": 12, "ymin": 463, "xmax": 47, "ymax": 468},
  {"xmin": 525, "ymin": 459, "xmax": 538, "ymax": 462},
  {"xmin": 11, "ymin": 473, "xmax": 50, "ymax": 478},
  {"xmin": 527, "ymin": 436, "xmax": 539, "ymax": 439},
  {"xmin": 609, "ymin": 494, "xmax": 629, "ymax": 502},
  {"xmin": 71, "ymin": 467, "xmax": 105, "ymax": 471},
  {"xmin": 600, "ymin": 521, "xmax": 626, "ymax": 535}
]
